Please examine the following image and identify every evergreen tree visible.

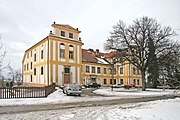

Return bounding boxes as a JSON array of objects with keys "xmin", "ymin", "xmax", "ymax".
[{"xmin": 147, "ymin": 36, "xmax": 159, "ymax": 88}]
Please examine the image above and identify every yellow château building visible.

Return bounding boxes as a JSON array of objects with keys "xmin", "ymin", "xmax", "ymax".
[{"xmin": 22, "ymin": 22, "xmax": 142, "ymax": 87}]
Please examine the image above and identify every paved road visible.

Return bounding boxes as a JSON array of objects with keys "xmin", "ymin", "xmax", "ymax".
[{"xmin": 0, "ymin": 94, "xmax": 179, "ymax": 115}]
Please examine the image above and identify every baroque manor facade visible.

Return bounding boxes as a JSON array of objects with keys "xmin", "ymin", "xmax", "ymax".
[{"xmin": 22, "ymin": 22, "xmax": 142, "ymax": 87}]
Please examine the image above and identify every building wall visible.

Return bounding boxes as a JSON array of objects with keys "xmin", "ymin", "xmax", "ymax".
[
  {"xmin": 22, "ymin": 23, "xmax": 142, "ymax": 87},
  {"xmin": 23, "ymin": 39, "xmax": 49, "ymax": 86},
  {"xmin": 22, "ymin": 24, "xmax": 83, "ymax": 87},
  {"xmin": 82, "ymin": 61, "xmax": 142, "ymax": 86}
]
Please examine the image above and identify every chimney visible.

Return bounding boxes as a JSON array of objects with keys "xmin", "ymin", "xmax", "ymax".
[
  {"xmin": 88, "ymin": 48, "xmax": 93, "ymax": 52},
  {"xmin": 79, "ymin": 37, "xmax": 81, "ymax": 41},
  {"xmin": 53, "ymin": 21, "xmax": 56, "ymax": 24},
  {"xmin": 49, "ymin": 30, "xmax": 53, "ymax": 35},
  {"xmin": 76, "ymin": 28, "xmax": 78, "ymax": 30},
  {"xmin": 96, "ymin": 49, "xmax": 99, "ymax": 53}
]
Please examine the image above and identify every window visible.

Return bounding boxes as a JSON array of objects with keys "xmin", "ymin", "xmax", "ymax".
[
  {"xmin": 41, "ymin": 67, "xmax": 43, "ymax": 75},
  {"xmin": 120, "ymin": 67, "xmax": 123, "ymax": 74},
  {"xmin": 137, "ymin": 79, "xmax": 140, "ymax": 85},
  {"xmin": 133, "ymin": 79, "xmax": 136, "ymax": 85},
  {"xmin": 114, "ymin": 69, "xmax": 116, "ymax": 75},
  {"xmin": 110, "ymin": 79, "xmax": 113, "ymax": 85},
  {"xmin": 137, "ymin": 69, "xmax": 140, "ymax": 75},
  {"xmin": 64, "ymin": 67, "xmax": 70, "ymax": 73},
  {"xmin": 27, "ymin": 64, "xmax": 29, "ymax": 71},
  {"xmin": 31, "ymin": 62, "xmax": 32, "ymax": 69},
  {"xmin": 34, "ymin": 54, "xmax": 36, "ymax": 62},
  {"xmin": 69, "ymin": 33, "xmax": 73, "ymax": 39},
  {"xmin": 97, "ymin": 67, "xmax": 101, "ymax": 74},
  {"xmin": 61, "ymin": 30, "xmax": 65, "ymax": 37},
  {"xmin": 86, "ymin": 66, "xmax": 90, "ymax": 73},
  {"xmin": 60, "ymin": 49, "xmax": 65, "ymax": 58},
  {"xmin": 31, "ymin": 51, "xmax": 32, "ymax": 57},
  {"xmin": 27, "ymin": 53, "xmax": 29, "ymax": 58},
  {"xmin": 120, "ymin": 79, "xmax": 124, "ymax": 84},
  {"xmin": 114, "ymin": 79, "xmax": 116, "ymax": 85},
  {"xmin": 92, "ymin": 66, "xmax": 95, "ymax": 73},
  {"xmin": 69, "ymin": 51, "xmax": 74, "ymax": 59},
  {"xmin": 30, "ymin": 75, "xmax": 32, "ymax": 82},
  {"xmin": 110, "ymin": 69, "xmax": 113, "ymax": 75},
  {"xmin": 104, "ymin": 79, "xmax": 107, "ymax": 85},
  {"xmin": 34, "ymin": 68, "xmax": 36, "ymax": 75},
  {"xmin": 60, "ymin": 43, "xmax": 65, "ymax": 58},
  {"xmin": 41, "ymin": 50, "xmax": 43, "ymax": 59},
  {"xmin": 103, "ymin": 68, "xmax": 107, "ymax": 74},
  {"xmin": 133, "ymin": 67, "xmax": 136, "ymax": 75},
  {"xmin": 24, "ymin": 64, "xmax": 26, "ymax": 71},
  {"xmin": 110, "ymin": 68, "xmax": 116, "ymax": 75},
  {"xmin": 110, "ymin": 79, "xmax": 116, "ymax": 85}
]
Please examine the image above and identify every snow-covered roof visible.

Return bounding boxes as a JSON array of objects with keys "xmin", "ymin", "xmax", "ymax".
[{"xmin": 96, "ymin": 57, "xmax": 109, "ymax": 64}]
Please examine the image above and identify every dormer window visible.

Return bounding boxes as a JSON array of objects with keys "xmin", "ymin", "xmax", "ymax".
[
  {"xmin": 60, "ymin": 30, "xmax": 65, "ymax": 37},
  {"xmin": 69, "ymin": 33, "xmax": 73, "ymax": 39}
]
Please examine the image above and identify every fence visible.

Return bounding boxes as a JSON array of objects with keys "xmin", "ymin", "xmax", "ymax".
[{"xmin": 0, "ymin": 83, "xmax": 55, "ymax": 99}]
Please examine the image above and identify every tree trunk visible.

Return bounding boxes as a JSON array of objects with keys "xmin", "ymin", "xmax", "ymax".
[
  {"xmin": 141, "ymin": 70, "xmax": 146, "ymax": 91},
  {"xmin": 152, "ymin": 79, "xmax": 157, "ymax": 88}
]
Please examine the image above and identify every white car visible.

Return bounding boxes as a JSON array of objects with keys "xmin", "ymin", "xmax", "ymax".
[
  {"xmin": 111, "ymin": 84, "xmax": 124, "ymax": 88},
  {"xmin": 63, "ymin": 84, "xmax": 82, "ymax": 96}
]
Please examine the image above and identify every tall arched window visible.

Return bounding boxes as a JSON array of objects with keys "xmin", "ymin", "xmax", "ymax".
[
  {"xmin": 41, "ymin": 66, "xmax": 43, "ymax": 75},
  {"xmin": 59, "ymin": 43, "xmax": 65, "ymax": 58},
  {"xmin": 34, "ymin": 68, "xmax": 36, "ymax": 75},
  {"xmin": 41, "ymin": 50, "xmax": 43, "ymax": 59},
  {"xmin": 69, "ymin": 45, "xmax": 74, "ymax": 59},
  {"xmin": 31, "ymin": 62, "xmax": 32, "ymax": 69},
  {"xmin": 34, "ymin": 53, "xmax": 36, "ymax": 62}
]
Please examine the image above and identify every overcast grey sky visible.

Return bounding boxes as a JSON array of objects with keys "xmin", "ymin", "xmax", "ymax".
[{"xmin": 0, "ymin": 0, "xmax": 180, "ymax": 76}]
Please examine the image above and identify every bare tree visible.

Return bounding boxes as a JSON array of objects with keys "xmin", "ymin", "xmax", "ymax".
[
  {"xmin": 8, "ymin": 63, "xmax": 22, "ymax": 82},
  {"xmin": 8, "ymin": 65, "xmax": 15, "ymax": 81},
  {"xmin": 105, "ymin": 16, "xmax": 176, "ymax": 91},
  {"xmin": 0, "ymin": 35, "xmax": 7, "ymax": 71},
  {"xmin": 14, "ymin": 69, "xmax": 22, "ymax": 82}
]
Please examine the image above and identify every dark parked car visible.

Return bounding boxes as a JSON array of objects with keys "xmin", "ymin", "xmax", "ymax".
[
  {"xmin": 124, "ymin": 84, "xmax": 135, "ymax": 89},
  {"xmin": 90, "ymin": 83, "xmax": 101, "ymax": 88},
  {"xmin": 84, "ymin": 83, "xmax": 101, "ymax": 88}
]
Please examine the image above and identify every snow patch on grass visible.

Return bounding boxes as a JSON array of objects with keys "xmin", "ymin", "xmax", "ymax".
[{"xmin": 93, "ymin": 88, "xmax": 179, "ymax": 97}]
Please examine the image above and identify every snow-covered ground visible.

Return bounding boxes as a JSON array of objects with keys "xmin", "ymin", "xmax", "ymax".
[
  {"xmin": 94, "ymin": 88, "xmax": 179, "ymax": 97},
  {"xmin": 0, "ymin": 88, "xmax": 179, "ymax": 106},
  {"xmin": 1, "ymin": 98, "xmax": 180, "ymax": 120},
  {"xmin": 97, "ymin": 98, "xmax": 180, "ymax": 120}
]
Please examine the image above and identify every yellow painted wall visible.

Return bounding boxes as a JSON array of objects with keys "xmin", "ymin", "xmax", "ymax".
[{"xmin": 22, "ymin": 24, "xmax": 142, "ymax": 87}]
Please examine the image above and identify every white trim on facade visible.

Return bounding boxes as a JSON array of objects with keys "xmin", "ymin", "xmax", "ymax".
[
  {"xmin": 77, "ymin": 67, "xmax": 80, "ymax": 84},
  {"xmin": 58, "ymin": 65, "xmax": 63, "ymax": 86},
  {"xmin": 53, "ymin": 64, "xmax": 56, "ymax": 83},
  {"xmin": 53, "ymin": 40, "xmax": 56, "ymax": 61},
  {"xmin": 71, "ymin": 67, "xmax": 75, "ymax": 83}
]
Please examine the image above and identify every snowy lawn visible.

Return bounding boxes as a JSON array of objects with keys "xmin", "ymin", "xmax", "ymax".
[
  {"xmin": 93, "ymin": 88, "xmax": 179, "ymax": 97},
  {"xmin": 1, "ymin": 98, "xmax": 180, "ymax": 120},
  {"xmin": 96, "ymin": 98, "xmax": 180, "ymax": 120},
  {"xmin": 0, "ymin": 87, "xmax": 179, "ymax": 106}
]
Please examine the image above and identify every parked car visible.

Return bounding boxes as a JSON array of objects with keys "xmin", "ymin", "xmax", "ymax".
[
  {"xmin": 124, "ymin": 84, "xmax": 135, "ymax": 89},
  {"xmin": 111, "ymin": 84, "xmax": 124, "ymax": 88},
  {"xmin": 83, "ymin": 83, "xmax": 101, "ymax": 88},
  {"xmin": 90, "ymin": 83, "xmax": 101, "ymax": 88},
  {"xmin": 63, "ymin": 84, "xmax": 82, "ymax": 96}
]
